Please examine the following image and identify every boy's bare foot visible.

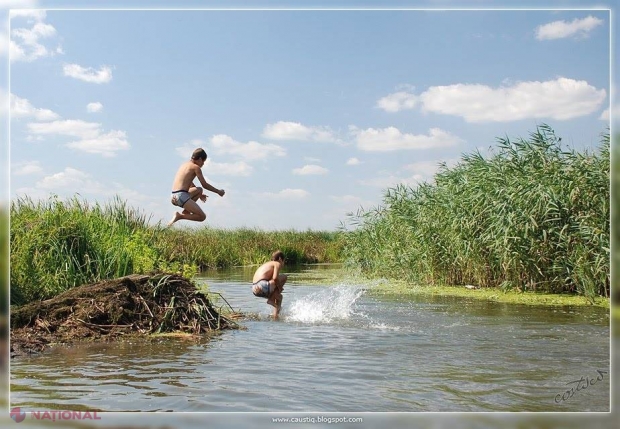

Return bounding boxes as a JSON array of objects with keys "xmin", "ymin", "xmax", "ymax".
[{"xmin": 167, "ymin": 212, "xmax": 182, "ymax": 227}]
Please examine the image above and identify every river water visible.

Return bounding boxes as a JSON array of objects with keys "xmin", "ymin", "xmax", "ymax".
[{"xmin": 10, "ymin": 265, "xmax": 610, "ymax": 412}]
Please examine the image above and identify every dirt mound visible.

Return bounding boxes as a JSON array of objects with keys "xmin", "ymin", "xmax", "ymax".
[{"xmin": 10, "ymin": 273, "xmax": 240, "ymax": 357}]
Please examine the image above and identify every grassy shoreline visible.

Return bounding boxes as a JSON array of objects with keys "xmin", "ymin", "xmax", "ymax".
[
  {"xmin": 289, "ymin": 266, "xmax": 610, "ymax": 309},
  {"xmin": 368, "ymin": 279, "xmax": 610, "ymax": 309}
]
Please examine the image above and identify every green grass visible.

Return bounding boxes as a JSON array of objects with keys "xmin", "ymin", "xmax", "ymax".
[
  {"xmin": 342, "ymin": 124, "xmax": 610, "ymax": 302},
  {"xmin": 10, "ymin": 195, "xmax": 344, "ymax": 305}
]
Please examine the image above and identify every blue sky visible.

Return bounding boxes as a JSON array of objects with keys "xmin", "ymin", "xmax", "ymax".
[{"xmin": 3, "ymin": 2, "xmax": 613, "ymax": 230}]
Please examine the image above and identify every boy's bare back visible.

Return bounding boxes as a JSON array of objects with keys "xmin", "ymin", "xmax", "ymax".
[
  {"xmin": 253, "ymin": 261, "xmax": 277, "ymax": 283},
  {"xmin": 171, "ymin": 161, "xmax": 199, "ymax": 191}
]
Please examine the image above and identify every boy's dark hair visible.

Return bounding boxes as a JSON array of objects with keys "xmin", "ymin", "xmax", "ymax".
[
  {"xmin": 271, "ymin": 250, "xmax": 285, "ymax": 262},
  {"xmin": 191, "ymin": 148, "xmax": 207, "ymax": 161}
]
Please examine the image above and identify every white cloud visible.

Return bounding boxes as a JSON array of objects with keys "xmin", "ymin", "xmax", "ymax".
[
  {"xmin": 32, "ymin": 169, "xmax": 159, "ymax": 204},
  {"xmin": 328, "ymin": 194, "xmax": 376, "ymax": 209},
  {"xmin": 402, "ymin": 161, "xmax": 443, "ymax": 178},
  {"xmin": 28, "ymin": 119, "xmax": 101, "ymax": 139},
  {"xmin": 36, "ymin": 167, "xmax": 105, "ymax": 192},
  {"xmin": 376, "ymin": 90, "xmax": 417, "ymax": 112},
  {"xmin": 9, "ymin": 9, "xmax": 46, "ymax": 22},
  {"xmin": 419, "ymin": 77, "xmax": 606, "ymax": 122},
  {"xmin": 10, "ymin": 21, "xmax": 57, "ymax": 62},
  {"xmin": 351, "ymin": 126, "xmax": 464, "ymax": 152},
  {"xmin": 0, "ymin": 31, "xmax": 8, "ymax": 57},
  {"xmin": 12, "ymin": 160, "xmax": 43, "ymax": 176},
  {"xmin": 255, "ymin": 188, "xmax": 310, "ymax": 199},
  {"xmin": 360, "ymin": 159, "xmax": 459, "ymax": 189},
  {"xmin": 87, "ymin": 102, "xmax": 103, "ymax": 113},
  {"xmin": 175, "ymin": 140, "xmax": 205, "ymax": 158},
  {"xmin": 535, "ymin": 16, "xmax": 603, "ymax": 40},
  {"xmin": 346, "ymin": 157, "xmax": 361, "ymax": 166},
  {"xmin": 27, "ymin": 119, "xmax": 130, "ymax": 157},
  {"xmin": 204, "ymin": 159, "xmax": 253, "ymax": 177},
  {"xmin": 599, "ymin": 103, "xmax": 620, "ymax": 124},
  {"xmin": 66, "ymin": 130, "xmax": 129, "ymax": 157},
  {"xmin": 403, "ymin": 159, "xmax": 458, "ymax": 179},
  {"xmin": 63, "ymin": 64, "xmax": 113, "ymax": 84},
  {"xmin": 211, "ymin": 134, "xmax": 286, "ymax": 160},
  {"xmin": 360, "ymin": 173, "xmax": 425, "ymax": 189},
  {"xmin": 4, "ymin": 1, "xmax": 40, "ymax": 10},
  {"xmin": 262, "ymin": 121, "xmax": 338, "ymax": 143},
  {"xmin": 13, "ymin": 186, "xmax": 49, "ymax": 200},
  {"xmin": 10, "ymin": 94, "xmax": 59, "ymax": 120},
  {"xmin": 292, "ymin": 164, "xmax": 328, "ymax": 175},
  {"xmin": 326, "ymin": 195, "xmax": 378, "ymax": 220},
  {"xmin": 13, "ymin": 158, "xmax": 163, "ymax": 212}
]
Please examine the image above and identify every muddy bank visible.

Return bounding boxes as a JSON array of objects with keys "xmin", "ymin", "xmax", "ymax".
[{"xmin": 10, "ymin": 273, "xmax": 240, "ymax": 357}]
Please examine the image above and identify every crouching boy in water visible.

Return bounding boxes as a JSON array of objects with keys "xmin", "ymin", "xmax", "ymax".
[{"xmin": 252, "ymin": 251, "xmax": 288, "ymax": 319}]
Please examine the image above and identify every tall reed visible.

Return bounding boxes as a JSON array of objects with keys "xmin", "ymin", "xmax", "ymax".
[
  {"xmin": 11, "ymin": 196, "xmax": 154, "ymax": 303},
  {"xmin": 343, "ymin": 125, "xmax": 609, "ymax": 300},
  {"xmin": 612, "ymin": 132, "xmax": 620, "ymax": 306},
  {"xmin": 154, "ymin": 227, "xmax": 343, "ymax": 270},
  {"xmin": 10, "ymin": 196, "xmax": 344, "ymax": 305}
]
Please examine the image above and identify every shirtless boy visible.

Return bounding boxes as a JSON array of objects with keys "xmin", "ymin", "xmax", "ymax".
[
  {"xmin": 252, "ymin": 251, "xmax": 288, "ymax": 319},
  {"xmin": 168, "ymin": 148, "xmax": 225, "ymax": 226}
]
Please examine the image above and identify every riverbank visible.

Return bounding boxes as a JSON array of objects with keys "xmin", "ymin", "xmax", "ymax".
[
  {"xmin": 368, "ymin": 279, "xmax": 610, "ymax": 309},
  {"xmin": 356, "ymin": 272, "xmax": 615, "ymax": 330},
  {"xmin": 296, "ymin": 266, "xmax": 610, "ymax": 309}
]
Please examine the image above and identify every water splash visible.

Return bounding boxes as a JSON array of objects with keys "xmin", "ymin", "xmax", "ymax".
[{"xmin": 286, "ymin": 285, "xmax": 364, "ymax": 323}]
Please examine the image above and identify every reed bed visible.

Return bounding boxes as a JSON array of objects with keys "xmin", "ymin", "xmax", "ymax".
[
  {"xmin": 342, "ymin": 125, "xmax": 610, "ymax": 301},
  {"xmin": 10, "ymin": 196, "xmax": 344, "ymax": 305},
  {"xmin": 154, "ymin": 227, "xmax": 342, "ymax": 270},
  {"xmin": 613, "ymin": 131, "xmax": 620, "ymax": 307}
]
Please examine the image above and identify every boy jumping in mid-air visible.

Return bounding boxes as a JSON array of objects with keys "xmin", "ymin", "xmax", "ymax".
[{"xmin": 168, "ymin": 148, "xmax": 225, "ymax": 226}]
